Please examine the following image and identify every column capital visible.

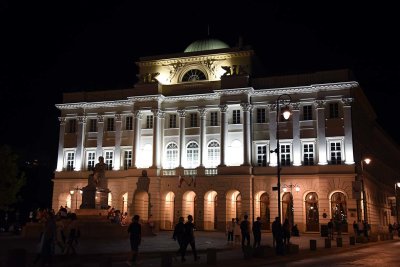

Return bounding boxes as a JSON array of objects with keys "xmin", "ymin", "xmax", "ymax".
[
  {"xmin": 267, "ymin": 104, "xmax": 276, "ymax": 111},
  {"xmin": 177, "ymin": 109, "xmax": 186, "ymax": 118},
  {"xmin": 219, "ymin": 104, "xmax": 228, "ymax": 112},
  {"xmin": 152, "ymin": 109, "xmax": 164, "ymax": 118},
  {"xmin": 198, "ymin": 108, "xmax": 207, "ymax": 118},
  {"xmin": 77, "ymin": 116, "xmax": 86, "ymax": 123},
  {"xmin": 314, "ymin": 100, "xmax": 326, "ymax": 109},
  {"xmin": 97, "ymin": 115, "xmax": 104, "ymax": 122},
  {"xmin": 240, "ymin": 103, "xmax": 253, "ymax": 112},
  {"xmin": 134, "ymin": 110, "xmax": 142, "ymax": 119},
  {"xmin": 291, "ymin": 102, "xmax": 300, "ymax": 111},
  {"xmin": 115, "ymin": 114, "xmax": 122, "ymax": 121},
  {"xmin": 341, "ymin": 98, "xmax": 354, "ymax": 107},
  {"xmin": 58, "ymin": 117, "xmax": 66, "ymax": 125}
]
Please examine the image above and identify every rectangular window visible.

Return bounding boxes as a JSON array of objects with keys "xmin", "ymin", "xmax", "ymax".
[
  {"xmin": 280, "ymin": 144, "xmax": 291, "ymax": 166},
  {"xmin": 125, "ymin": 116, "xmax": 133, "ymax": 130},
  {"xmin": 210, "ymin": 112, "xmax": 218, "ymax": 126},
  {"xmin": 190, "ymin": 113, "xmax": 198, "ymax": 127},
  {"xmin": 68, "ymin": 119, "xmax": 76, "ymax": 133},
  {"xmin": 256, "ymin": 108, "xmax": 266, "ymax": 123},
  {"xmin": 66, "ymin": 152, "xmax": 75, "ymax": 171},
  {"xmin": 107, "ymin": 118, "xmax": 115, "ymax": 131},
  {"xmin": 89, "ymin": 119, "xmax": 97, "ymax": 132},
  {"xmin": 303, "ymin": 105, "xmax": 312, "ymax": 120},
  {"xmin": 330, "ymin": 141, "xmax": 342, "ymax": 165},
  {"xmin": 124, "ymin": 150, "xmax": 132, "ymax": 170},
  {"xmin": 169, "ymin": 114, "xmax": 177, "ymax": 128},
  {"xmin": 303, "ymin": 143, "xmax": 314, "ymax": 166},
  {"xmin": 105, "ymin": 151, "xmax": 114, "ymax": 170},
  {"xmin": 233, "ymin": 110, "xmax": 240, "ymax": 124},
  {"xmin": 87, "ymin": 152, "xmax": 96, "ymax": 171},
  {"xmin": 146, "ymin": 115, "xmax": 153, "ymax": 129},
  {"xmin": 329, "ymin": 103, "xmax": 339, "ymax": 118},
  {"xmin": 256, "ymin": 145, "xmax": 267, "ymax": 166}
]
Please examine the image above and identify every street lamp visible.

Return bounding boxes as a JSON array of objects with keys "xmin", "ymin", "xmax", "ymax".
[
  {"xmin": 282, "ymin": 183, "xmax": 300, "ymax": 193},
  {"xmin": 360, "ymin": 157, "xmax": 371, "ymax": 223},
  {"xmin": 70, "ymin": 187, "xmax": 83, "ymax": 210},
  {"xmin": 271, "ymin": 94, "xmax": 292, "ymax": 221},
  {"xmin": 395, "ymin": 182, "xmax": 400, "ymax": 224}
]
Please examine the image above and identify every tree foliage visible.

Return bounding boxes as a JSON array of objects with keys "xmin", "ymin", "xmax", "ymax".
[{"xmin": 0, "ymin": 145, "xmax": 26, "ymax": 210}]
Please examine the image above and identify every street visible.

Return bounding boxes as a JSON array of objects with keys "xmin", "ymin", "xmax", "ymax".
[{"xmin": 263, "ymin": 240, "xmax": 400, "ymax": 267}]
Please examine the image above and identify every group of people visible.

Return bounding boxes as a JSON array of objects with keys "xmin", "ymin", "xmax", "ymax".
[
  {"xmin": 33, "ymin": 208, "xmax": 81, "ymax": 266},
  {"xmin": 388, "ymin": 222, "xmax": 400, "ymax": 236},
  {"xmin": 172, "ymin": 215, "xmax": 200, "ymax": 262},
  {"xmin": 352, "ymin": 220, "xmax": 371, "ymax": 238}
]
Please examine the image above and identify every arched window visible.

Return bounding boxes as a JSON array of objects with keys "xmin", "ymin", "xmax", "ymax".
[
  {"xmin": 182, "ymin": 69, "xmax": 207, "ymax": 82},
  {"xmin": 305, "ymin": 192, "xmax": 319, "ymax": 231},
  {"xmin": 207, "ymin": 141, "xmax": 220, "ymax": 167},
  {"xmin": 186, "ymin": 142, "xmax": 199, "ymax": 168},
  {"xmin": 331, "ymin": 192, "xmax": 348, "ymax": 232},
  {"xmin": 165, "ymin": 143, "xmax": 178, "ymax": 169}
]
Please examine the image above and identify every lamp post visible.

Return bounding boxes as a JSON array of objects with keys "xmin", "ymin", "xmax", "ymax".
[
  {"xmin": 282, "ymin": 183, "xmax": 300, "ymax": 226},
  {"xmin": 360, "ymin": 157, "xmax": 371, "ymax": 223},
  {"xmin": 70, "ymin": 187, "xmax": 83, "ymax": 210},
  {"xmin": 395, "ymin": 182, "xmax": 400, "ymax": 224},
  {"xmin": 271, "ymin": 94, "xmax": 291, "ymax": 221}
]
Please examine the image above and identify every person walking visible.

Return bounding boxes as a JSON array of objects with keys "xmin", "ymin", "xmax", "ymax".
[
  {"xmin": 64, "ymin": 213, "xmax": 80, "ymax": 255},
  {"xmin": 233, "ymin": 218, "xmax": 241, "ymax": 245},
  {"xmin": 127, "ymin": 215, "xmax": 141, "ymax": 266},
  {"xmin": 282, "ymin": 218, "xmax": 291, "ymax": 245},
  {"xmin": 182, "ymin": 215, "xmax": 199, "ymax": 262},
  {"xmin": 252, "ymin": 217, "xmax": 262, "ymax": 248},
  {"xmin": 172, "ymin": 216, "xmax": 185, "ymax": 261},
  {"xmin": 240, "ymin": 214, "xmax": 251, "ymax": 252},
  {"xmin": 272, "ymin": 217, "xmax": 284, "ymax": 255}
]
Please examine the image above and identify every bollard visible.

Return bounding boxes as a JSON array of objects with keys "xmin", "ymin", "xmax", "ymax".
[
  {"xmin": 310, "ymin": 240, "xmax": 317, "ymax": 251},
  {"xmin": 6, "ymin": 248, "xmax": 27, "ymax": 267},
  {"xmin": 161, "ymin": 252, "xmax": 172, "ymax": 267},
  {"xmin": 336, "ymin": 237, "xmax": 343, "ymax": 247},
  {"xmin": 324, "ymin": 238, "xmax": 331, "ymax": 248},
  {"xmin": 206, "ymin": 248, "xmax": 217, "ymax": 265},
  {"xmin": 349, "ymin": 236, "xmax": 355, "ymax": 245}
]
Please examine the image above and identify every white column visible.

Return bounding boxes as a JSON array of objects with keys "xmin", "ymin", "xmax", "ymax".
[
  {"xmin": 315, "ymin": 101, "xmax": 327, "ymax": 165},
  {"xmin": 219, "ymin": 105, "xmax": 228, "ymax": 167},
  {"xmin": 159, "ymin": 112, "xmax": 165, "ymax": 168},
  {"xmin": 343, "ymin": 98, "xmax": 355, "ymax": 164},
  {"xmin": 151, "ymin": 109, "xmax": 161, "ymax": 168},
  {"xmin": 241, "ymin": 103, "xmax": 252, "ymax": 166},
  {"xmin": 199, "ymin": 108, "xmax": 207, "ymax": 167},
  {"xmin": 132, "ymin": 111, "xmax": 142, "ymax": 168},
  {"xmin": 114, "ymin": 114, "xmax": 122, "ymax": 170},
  {"xmin": 96, "ymin": 115, "xmax": 104, "ymax": 158},
  {"xmin": 291, "ymin": 103, "xmax": 301, "ymax": 166},
  {"xmin": 75, "ymin": 116, "xmax": 86, "ymax": 171},
  {"xmin": 178, "ymin": 109, "xmax": 186, "ymax": 168},
  {"xmin": 56, "ymin": 117, "xmax": 66, "ymax": 171},
  {"xmin": 268, "ymin": 105, "xmax": 277, "ymax": 166}
]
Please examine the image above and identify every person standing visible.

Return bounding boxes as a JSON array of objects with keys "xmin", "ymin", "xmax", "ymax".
[
  {"xmin": 233, "ymin": 218, "xmax": 241, "ymax": 245},
  {"xmin": 172, "ymin": 216, "xmax": 185, "ymax": 261},
  {"xmin": 148, "ymin": 214, "xmax": 156, "ymax": 236},
  {"xmin": 240, "ymin": 214, "xmax": 251, "ymax": 250},
  {"xmin": 226, "ymin": 218, "xmax": 235, "ymax": 244},
  {"xmin": 282, "ymin": 218, "xmax": 291, "ymax": 245},
  {"xmin": 127, "ymin": 215, "xmax": 141, "ymax": 266},
  {"xmin": 252, "ymin": 217, "xmax": 262, "ymax": 248},
  {"xmin": 272, "ymin": 217, "xmax": 284, "ymax": 255},
  {"xmin": 182, "ymin": 215, "xmax": 199, "ymax": 262},
  {"xmin": 327, "ymin": 219, "xmax": 334, "ymax": 240}
]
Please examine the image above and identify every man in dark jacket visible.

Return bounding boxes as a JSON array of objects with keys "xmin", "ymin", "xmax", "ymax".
[
  {"xmin": 252, "ymin": 217, "xmax": 262, "ymax": 248},
  {"xmin": 127, "ymin": 215, "xmax": 141, "ymax": 266},
  {"xmin": 182, "ymin": 215, "xmax": 199, "ymax": 262},
  {"xmin": 172, "ymin": 216, "xmax": 185, "ymax": 260}
]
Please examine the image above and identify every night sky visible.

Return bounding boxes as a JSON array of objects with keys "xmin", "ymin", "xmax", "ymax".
[{"xmin": 2, "ymin": 1, "xmax": 400, "ymax": 172}]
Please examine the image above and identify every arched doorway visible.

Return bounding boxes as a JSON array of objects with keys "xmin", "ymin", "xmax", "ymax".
[
  {"xmin": 331, "ymin": 192, "xmax": 348, "ymax": 232},
  {"xmin": 161, "ymin": 191, "xmax": 175, "ymax": 230},
  {"xmin": 133, "ymin": 191, "xmax": 149, "ymax": 221},
  {"xmin": 282, "ymin": 192, "xmax": 293, "ymax": 227},
  {"xmin": 305, "ymin": 192, "xmax": 319, "ymax": 231},
  {"xmin": 204, "ymin": 191, "xmax": 218, "ymax": 230},
  {"xmin": 260, "ymin": 192, "xmax": 271, "ymax": 230},
  {"xmin": 226, "ymin": 190, "xmax": 241, "ymax": 222},
  {"xmin": 182, "ymin": 191, "xmax": 196, "ymax": 221}
]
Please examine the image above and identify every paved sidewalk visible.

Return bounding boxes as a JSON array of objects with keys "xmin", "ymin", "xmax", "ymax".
[{"xmin": 0, "ymin": 230, "xmax": 398, "ymax": 267}]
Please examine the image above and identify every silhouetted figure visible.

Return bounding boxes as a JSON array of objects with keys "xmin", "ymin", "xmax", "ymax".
[{"xmin": 127, "ymin": 215, "xmax": 141, "ymax": 266}]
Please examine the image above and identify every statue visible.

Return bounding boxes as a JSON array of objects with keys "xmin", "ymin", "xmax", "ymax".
[{"xmin": 93, "ymin": 156, "xmax": 107, "ymax": 189}]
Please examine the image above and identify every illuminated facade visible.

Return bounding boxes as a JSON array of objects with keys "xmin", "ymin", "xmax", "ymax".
[{"xmin": 53, "ymin": 38, "xmax": 400, "ymax": 233}]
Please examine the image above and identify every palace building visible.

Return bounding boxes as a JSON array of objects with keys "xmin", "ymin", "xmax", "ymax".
[{"xmin": 53, "ymin": 38, "xmax": 400, "ymax": 233}]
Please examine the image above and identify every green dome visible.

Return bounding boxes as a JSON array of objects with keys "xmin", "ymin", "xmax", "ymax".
[{"xmin": 184, "ymin": 38, "xmax": 230, "ymax": 53}]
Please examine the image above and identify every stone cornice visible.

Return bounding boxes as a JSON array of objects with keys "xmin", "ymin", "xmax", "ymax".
[
  {"xmin": 129, "ymin": 95, "xmax": 165, "ymax": 103},
  {"xmin": 252, "ymin": 82, "xmax": 359, "ymax": 96},
  {"xmin": 55, "ymin": 100, "xmax": 132, "ymax": 110},
  {"xmin": 163, "ymin": 93, "xmax": 219, "ymax": 102},
  {"xmin": 214, "ymin": 87, "xmax": 254, "ymax": 96}
]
